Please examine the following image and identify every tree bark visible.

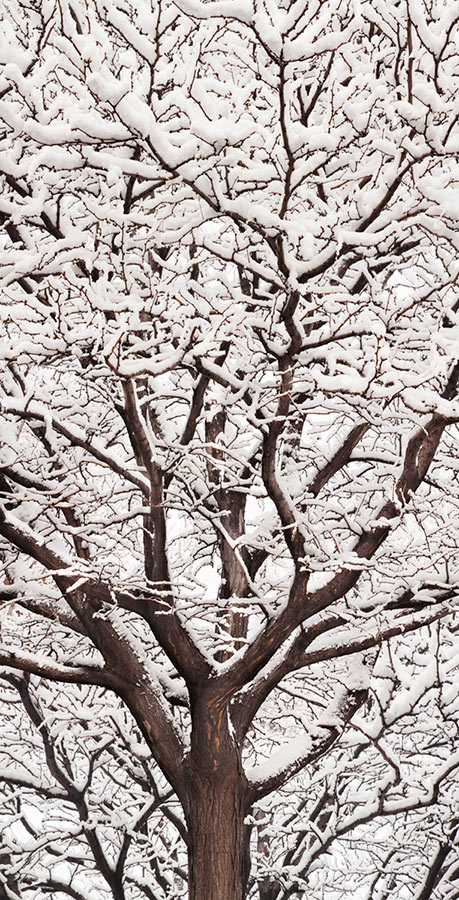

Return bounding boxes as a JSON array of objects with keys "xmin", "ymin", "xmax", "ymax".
[
  {"xmin": 186, "ymin": 770, "xmax": 248, "ymax": 900},
  {"xmin": 185, "ymin": 690, "xmax": 250, "ymax": 900}
]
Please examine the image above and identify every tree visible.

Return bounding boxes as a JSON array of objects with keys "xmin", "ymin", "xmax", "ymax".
[{"xmin": 1, "ymin": 0, "xmax": 459, "ymax": 897}]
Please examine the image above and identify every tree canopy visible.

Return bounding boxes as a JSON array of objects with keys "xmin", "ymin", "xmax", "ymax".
[{"xmin": 1, "ymin": 0, "xmax": 459, "ymax": 897}]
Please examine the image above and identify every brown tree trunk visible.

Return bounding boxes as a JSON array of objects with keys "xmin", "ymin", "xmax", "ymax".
[
  {"xmin": 185, "ymin": 691, "xmax": 251, "ymax": 900},
  {"xmin": 186, "ymin": 771, "xmax": 248, "ymax": 900}
]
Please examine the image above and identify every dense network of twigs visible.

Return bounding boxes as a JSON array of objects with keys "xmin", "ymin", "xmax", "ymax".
[{"xmin": 1, "ymin": 0, "xmax": 459, "ymax": 897}]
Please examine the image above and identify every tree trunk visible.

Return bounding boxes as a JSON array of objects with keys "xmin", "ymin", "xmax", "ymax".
[
  {"xmin": 186, "ymin": 768, "xmax": 248, "ymax": 900},
  {"xmin": 185, "ymin": 690, "xmax": 251, "ymax": 900}
]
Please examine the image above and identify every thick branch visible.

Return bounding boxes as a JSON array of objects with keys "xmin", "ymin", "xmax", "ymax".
[
  {"xmin": 0, "ymin": 648, "xmax": 109, "ymax": 686},
  {"xmin": 246, "ymin": 687, "xmax": 368, "ymax": 801},
  {"xmin": 308, "ymin": 421, "xmax": 370, "ymax": 496}
]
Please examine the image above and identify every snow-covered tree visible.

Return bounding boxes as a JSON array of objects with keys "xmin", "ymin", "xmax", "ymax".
[{"xmin": 2, "ymin": 0, "xmax": 459, "ymax": 897}]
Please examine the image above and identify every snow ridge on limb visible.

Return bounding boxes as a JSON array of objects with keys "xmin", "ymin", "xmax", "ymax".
[
  {"xmin": 173, "ymin": 0, "xmax": 253, "ymax": 23},
  {"xmin": 246, "ymin": 680, "xmax": 369, "ymax": 800},
  {"xmin": 0, "ymin": 647, "xmax": 109, "ymax": 686}
]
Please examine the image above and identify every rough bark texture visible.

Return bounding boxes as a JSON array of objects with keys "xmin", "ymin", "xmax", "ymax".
[
  {"xmin": 186, "ymin": 771, "xmax": 247, "ymax": 900},
  {"xmin": 184, "ymin": 685, "xmax": 251, "ymax": 900}
]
